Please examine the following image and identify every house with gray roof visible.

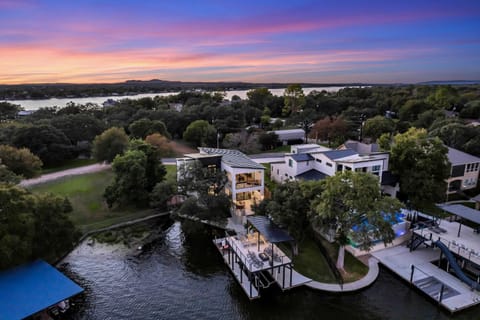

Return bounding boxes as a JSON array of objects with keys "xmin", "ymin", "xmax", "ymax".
[
  {"xmin": 446, "ymin": 147, "xmax": 480, "ymax": 194},
  {"xmin": 176, "ymin": 148, "xmax": 265, "ymax": 218},
  {"xmin": 270, "ymin": 142, "xmax": 399, "ymax": 197}
]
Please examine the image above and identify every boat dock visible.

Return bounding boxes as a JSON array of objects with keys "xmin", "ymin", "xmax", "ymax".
[
  {"xmin": 373, "ymin": 214, "xmax": 480, "ymax": 313},
  {"xmin": 213, "ymin": 216, "xmax": 310, "ymax": 299}
]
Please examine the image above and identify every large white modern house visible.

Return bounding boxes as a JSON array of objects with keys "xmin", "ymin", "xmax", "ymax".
[
  {"xmin": 270, "ymin": 141, "xmax": 399, "ymax": 197},
  {"xmin": 176, "ymin": 148, "xmax": 265, "ymax": 218},
  {"xmin": 446, "ymin": 147, "xmax": 480, "ymax": 195}
]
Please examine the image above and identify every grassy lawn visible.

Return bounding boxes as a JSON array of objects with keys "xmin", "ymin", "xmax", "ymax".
[
  {"xmin": 42, "ymin": 158, "xmax": 98, "ymax": 174},
  {"xmin": 29, "ymin": 170, "xmax": 155, "ymax": 233},
  {"xmin": 165, "ymin": 164, "xmax": 177, "ymax": 183},
  {"xmin": 289, "ymin": 237, "xmax": 336, "ymax": 283},
  {"xmin": 417, "ymin": 201, "xmax": 449, "ymax": 218},
  {"xmin": 271, "ymin": 145, "xmax": 291, "ymax": 153},
  {"xmin": 316, "ymin": 236, "xmax": 368, "ymax": 283}
]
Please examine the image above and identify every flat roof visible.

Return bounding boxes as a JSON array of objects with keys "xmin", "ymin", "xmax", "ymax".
[
  {"xmin": 437, "ymin": 204, "xmax": 480, "ymax": 225},
  {"xmin": 247, "ymin": 216, "xmax": 294, "ymax": 243},
  {"xmin": 0, "ymin": 260, "xmax": 84, "ymax": 319}
]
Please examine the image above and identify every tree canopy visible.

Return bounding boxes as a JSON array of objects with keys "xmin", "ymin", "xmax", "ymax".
[
  {"xmin": 313, "ymin": 171, "xmax": 402, "ymax": 270},
  {"xmin": 183, "ymin": 120, "xmax": 216, "ymax": 147},
  {"xmin": 13, "ymin": 124, "xmax": 74, "ymax": 166},
  {"xmin": 92, "ymin": 127, "xmax": 129, "ymax": 162},
  {"xmin": 104, "ymin": 141, "xmax": 166, "ymax": 208},
  {"xmin": 0, "ymin": 145, "xmax": 42, "ymax": 178},
  {"xmin": 128, "ymin": 118, "xmax": 170, "ymax": 139},
  {"xmin": 0, "ymin": 184, "xmax": 78, "ymax": 270},
  {"xmin": 388, "ymin": 128, "xmax": 449, "ymax": 208}
]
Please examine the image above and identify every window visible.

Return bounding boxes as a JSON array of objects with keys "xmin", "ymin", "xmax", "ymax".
[
  {"xmin": 326, "ymin": 162, "xmax": 332, "ymax": 167},
  {"xmin": 337, "ymin": 164, "xmax": 343, "ymax": 171},
  {"xmin": 372, "ymin": 165, "xmax": 381, "ymax": 172},
  {"xmin": 288, "ymin": 159, "xmax": 293, "ymax": 167},
  {"xmin": 277, "ymin": 169, "xmax": 279, "ymax": 174},
  {"xmin": 345, "ymin": 166, "xmax": 352, "ymax": 171},
  {"xmin": 466, "ymin": 163, "xmax": 479, "ymax": 172},
  {"xmin": 316, "ymin": 159, "xmax": 322, "ymax": 163}
]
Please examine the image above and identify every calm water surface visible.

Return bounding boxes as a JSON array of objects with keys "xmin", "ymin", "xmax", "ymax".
[
  {"xmin": 4, "ymin": 87, "xmax": 348, "ymax": 110},
  {"xmin": 60, "ymin": 220, "xmax": 479, "ymax": 320}
]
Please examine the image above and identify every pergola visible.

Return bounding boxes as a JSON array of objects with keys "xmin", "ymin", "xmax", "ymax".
[
  {"xmin": 437, "ymin": 204, "xmax": 480, "ymax": 237},
  {"xmin": 246, "ymin": 215, "xmax": 296, "ymax": 257}
]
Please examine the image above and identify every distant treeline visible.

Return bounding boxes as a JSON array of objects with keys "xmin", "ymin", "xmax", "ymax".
[{"xmin": 0, "ymin": 79, "xmax": 351, "ymax": 100}]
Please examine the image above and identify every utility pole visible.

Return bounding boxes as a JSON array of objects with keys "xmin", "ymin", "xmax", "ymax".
[{"xmin": 358, "ymin": 114, "xmax": 366, "ymax": 141}]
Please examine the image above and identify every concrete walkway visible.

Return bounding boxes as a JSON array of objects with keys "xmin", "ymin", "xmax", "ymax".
[
  {"xmin": 304, "ymin": 257, "xmax": 380, "ymax": 292},
  {"xmin": 20, "ymin": 163, "xmax": 111, "ymax": 187}
]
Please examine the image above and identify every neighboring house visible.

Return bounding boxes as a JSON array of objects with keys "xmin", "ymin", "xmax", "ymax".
[
  {"xmin": 176, "ymin": 148, "xmax": 265, "ymax": 219},
  {"xmin": 270, "ymin": 141, "xmax": 399, "ymax": 197},
  {"xmin": 270, "ymin": 129, "xmax": 305, "ymax": 145},
  {"xmin": 446, "ymin": 147, "xmax": 480, "ymax": 194}
]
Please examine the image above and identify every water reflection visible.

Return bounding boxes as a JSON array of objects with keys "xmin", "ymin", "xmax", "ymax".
[{"xmin": 61, "ymin": 219, "xmax": 479, "ymax": 320}]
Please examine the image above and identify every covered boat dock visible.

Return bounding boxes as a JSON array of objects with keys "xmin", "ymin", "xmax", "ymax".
[
  {"xmin": 0, "ymin": 260, "xmax": 84, "ymax": 320},
  {"xmin": 214, "ymin": 215, "xmax": 310, "ymax": 299}
]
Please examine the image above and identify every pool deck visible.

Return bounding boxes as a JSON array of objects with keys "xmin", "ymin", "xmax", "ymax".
[{"xmin": 372, "ymin": 218, "xmax": 480, "ymax": 313}]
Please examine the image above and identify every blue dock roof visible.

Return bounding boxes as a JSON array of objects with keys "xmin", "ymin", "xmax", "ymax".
[{"xmin": 0, "ymin": 260, "xmax": 83, "ymax": 320}]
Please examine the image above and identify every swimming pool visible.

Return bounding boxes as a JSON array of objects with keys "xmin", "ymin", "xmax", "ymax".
[{"xmin": 349, "ymin": 212, "xmax": 409, "ymax": 248}]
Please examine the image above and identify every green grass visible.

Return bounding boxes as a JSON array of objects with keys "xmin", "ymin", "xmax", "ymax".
[
  {"xmin": 165, "ymin": 164, "xmax": 176, "ymax": 183},
  {"xmin": 41, "ymin": 158, "xmax": 98, "ymax": 174},
  {"xmin": 29, "ymin": 170, "xmax": 156, "ymax": 233},
  {"xmin": 289, "ymin": 237, "xmax": 336, "ymax": 283},
  {"xmin": 417, "ymin": 201, "xmax": 448, "ymax": 218},
  {"xmin": 271, "ymin": 145, "xmax": 291, "ymax": 153},
  {"xmin": 316, "ymin": 236, "xmax": 368, "ymax": 283}
]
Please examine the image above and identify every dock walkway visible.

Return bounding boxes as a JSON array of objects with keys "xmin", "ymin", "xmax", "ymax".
[
  {"xmin": 373, "ymin": 244, "xmax": 480, "ymax": 313},
  {"xmin": 306, "ymin": 257, "xmax": 379, "ymax": 292}
]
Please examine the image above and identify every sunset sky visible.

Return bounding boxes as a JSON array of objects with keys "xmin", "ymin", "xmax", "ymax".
[{"xmin": 1, "ymin": 0, "xmax": 479, "ymax": 84}]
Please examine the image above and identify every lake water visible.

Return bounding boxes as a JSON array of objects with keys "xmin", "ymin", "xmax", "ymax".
[
  {"xmin": 60, "ymin": 219, "xmax": 478, "ymax": 320},
  {"xmin": 3, "ymin": 86, "xmax": 348, "ymax": 111}
]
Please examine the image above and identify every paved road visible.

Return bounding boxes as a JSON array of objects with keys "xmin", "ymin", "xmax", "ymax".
[
  {"xmin": 20, "ymin": 163, "xmax": 111, "ymax": 187},
  {"xmin": 20, "ymin": 152, "xmax": 285, "ymax": 187}
]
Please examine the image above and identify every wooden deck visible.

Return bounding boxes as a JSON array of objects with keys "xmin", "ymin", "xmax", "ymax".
[
  {"xmin": 225, "ymin": 234, "xmax": 291, "ymax": 273},
  {"xmin": 213, "ymin": 239, "xmax": 260, "ymax": 299},
  {"xmin": 213, "ymin": 235, "xmax": 307, "ymax": 299}
]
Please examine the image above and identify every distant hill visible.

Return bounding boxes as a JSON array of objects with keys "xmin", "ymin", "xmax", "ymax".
[{"xmin": 416, "ymin": 80, "xmax": 480, "ymax": 85}]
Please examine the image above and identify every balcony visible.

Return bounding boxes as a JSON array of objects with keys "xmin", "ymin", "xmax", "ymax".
[{"xmin": 236, "ymin": 180, "xmax": 261, "ymax": 189}]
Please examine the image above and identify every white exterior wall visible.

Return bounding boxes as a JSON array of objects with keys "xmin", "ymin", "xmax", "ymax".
[
  {"xmin": 271, "ymin": 162, "xmax": 289, "ymax": 183},
  {"xmin": 311, "ymin": 154, "xmax": 336, "ymax": 176},
  {"xmin": 222, "ymin": 163, "xmax": 264, "ymax": 201}
]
